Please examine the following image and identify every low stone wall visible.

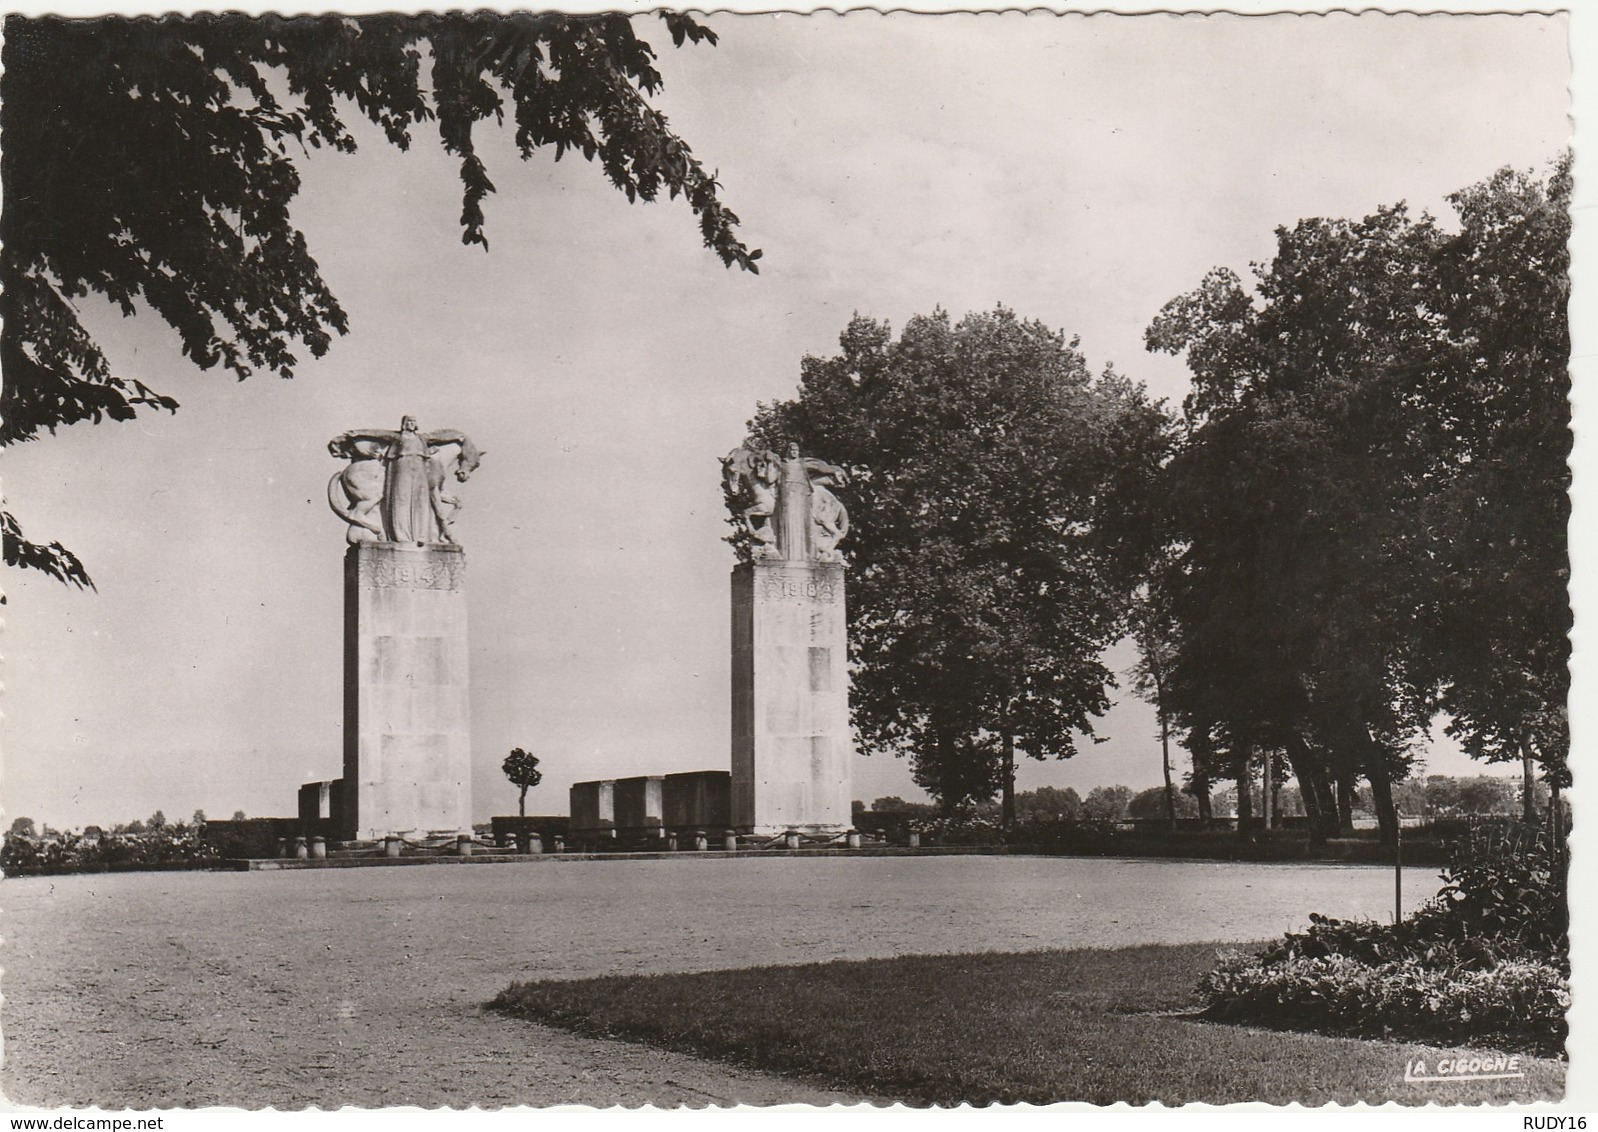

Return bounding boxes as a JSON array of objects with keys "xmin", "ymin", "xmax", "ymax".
[
  {"xmin": 202, "ymin": 818, "xmax": 313, "ymax": 859},
  {"xmin": 573, "ymin": 772, "xmax": 734, "ymax": 837},
  {"xmin": 488, "ymin": 815, "xmax": 572, "ymax": 850}
]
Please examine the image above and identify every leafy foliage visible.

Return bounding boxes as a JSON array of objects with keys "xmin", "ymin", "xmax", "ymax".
[
  {"xmin": 868, "ymin": 795, "xmax": 935, "ymax": 815},
  {"xmin": 1081, "ymin": 784, "xmax": 1134, "ymax": 822},
  {"xmin": 2, "ymin": 12, "xmax": 758, "ymax": 582},
  {"xmin": 751, "ymin": 307, "xmax": 1173, "ymax": 810},
  {"xmin": 1392, "ymin": 774, "xmax": 1522, "ymax": 818},
  {"xmin": 1418, "ymin": 159, "xmax": 1571, "ymax": 785},
  {"xmin": 1143, "ymin": 156, "xmax": 1570, "ymax": 844},
  {"xmin": 988, "ymin": 784, "xmax": 1084, "ymax": 823},
  {"xmin": 1200, "ymin": 951, "xmax": 1566, "ymax": 1054},
  {"xmin": 1433, "ymin": 822, "xmax": 1568, "ymax": 958},
  {"xmin": 914, "ymin": 812, "xmax": 1005, "ymax": 846},
  {"xmin": 1199, "ymin": 820, "xmax": 1569, "ymax": 1053},
  {"xmin": 3, "ymin": 824, "xmax": 217, "ymax": 873},
  {"xmin": 501, "ymin": 746, "xmax": 543, "ymax": 817},
  {"xmin": 1128, "ymin": 785, "xmax": 1198, "ymax": 820}
]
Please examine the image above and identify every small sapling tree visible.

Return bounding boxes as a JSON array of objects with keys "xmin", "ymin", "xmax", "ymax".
[{"xmin": 502, "ymin": 748, "xmax": 543, "ymax": 818}]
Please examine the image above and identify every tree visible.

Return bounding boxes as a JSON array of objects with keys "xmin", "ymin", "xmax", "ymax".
[
  {"xmin": 1417, "ymin": 158, "xmax": 1571, "ymax": 818},
  {"xmin": 1081, "ymin": 784, "xmax": 1133, "ymax": 823},
  {"xmin": 751, "ymin": 307, "xmax": 1171, "ymax": 813},
  {"xmin": 1147, "ymin": 198, "xmax": 1457, "ymax": 847},
  {"xmin": 2, "ymin": 12, "xmax": 760, "ymax": 586},
  {"xmin": 501, "ymin": 747, "xmax": 543, "ymax": 818},
  {"xmin": 8, "ymin": 817, "xmax": 36, "ymax": 838},
  {"xmin": 1017, "ymin": 785, "xmax": 1084, "ymax": 823},
  {"xmin": 1127, "ymin": 785, "xmax": 1197, "ymax": 821},
  {"xmin": 231, "ymin": 810, "xmax": 247, "ymax": 822},
  {"xmin": 148, "ymin": 810, "xmax": 167, "ymax": 830},
  {"xmin": 1146, "ymin": 158, "xmax": 1569, "ymax": 845},
  {"xmin": 192, "ymin": 809, "xmax": 207, "ymax": 826}
]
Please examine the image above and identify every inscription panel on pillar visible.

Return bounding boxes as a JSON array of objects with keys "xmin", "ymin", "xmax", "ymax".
[
  {"xmin": 756, "ymin": 568, "xmax": 840, "ymax": 604},
  {"xmin": 357, "ymin": 546, "xmax": 465, "ymax": 591}
]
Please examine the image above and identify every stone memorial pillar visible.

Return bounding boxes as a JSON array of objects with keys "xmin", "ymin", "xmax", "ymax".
[
  {"xmin": 342, "ymin": 542, "xmax": 471, "ymax": 839},
  {"xmin": 722, "ymin": 441, "xmax": 853, "ymax": 835},
  {"xmin": 328, "ymin": 417, "xmax": 483, "ymax": 841}
]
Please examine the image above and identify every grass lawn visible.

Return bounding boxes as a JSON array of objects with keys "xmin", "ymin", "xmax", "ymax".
[{"xmin": 490, "ymin": 942, "xmax": 1564, "ymax": 1106}]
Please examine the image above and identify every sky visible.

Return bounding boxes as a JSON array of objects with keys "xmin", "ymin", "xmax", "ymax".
[{"xmin": 2, "ymin": 10, "xmax": 1574, "ymax": 830}]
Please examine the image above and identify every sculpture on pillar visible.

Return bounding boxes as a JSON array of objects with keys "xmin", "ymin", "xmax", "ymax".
[
  {"xmin": 328, "ymin": 417, "xmax": 484, "ymax": 545},
  {"xmin": 721, "ymin": 440, "xmax": 849, "ymax": 563},
  {"xmin": 807, "ymin": 457, "xmax": 850, "ymax": 563},
  {"xmin": 720, "ymin": 443, "xmax": 780, "ymax": 558}
]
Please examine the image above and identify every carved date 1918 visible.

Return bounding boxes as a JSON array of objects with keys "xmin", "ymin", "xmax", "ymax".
[{"xmin": 759, "ymin": 574, "xmax": 838, "ymax": 603}]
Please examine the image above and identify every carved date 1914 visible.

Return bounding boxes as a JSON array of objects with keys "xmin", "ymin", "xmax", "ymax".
[{"xmin": 358, "ymin": 553, "xmax": 465, "ymax": 592}]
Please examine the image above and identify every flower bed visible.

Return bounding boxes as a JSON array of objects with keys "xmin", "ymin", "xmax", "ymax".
[{"xmin": 1197, "ymin": 820, "xmax": 1568, "ymax": 1055}]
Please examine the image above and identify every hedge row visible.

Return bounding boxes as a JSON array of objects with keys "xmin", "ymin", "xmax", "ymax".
[{"xmin": 3, "ymin": 828, "xmax": 220, "ymax": 873}]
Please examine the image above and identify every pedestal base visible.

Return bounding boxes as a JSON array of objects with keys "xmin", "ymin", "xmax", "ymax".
[
  {"xmin": 730, "ymin": 560, "xmax": 852, "ymax": 835},
  {"xmin": 341, "ymin": 542, "xmax": 472, "ymax": 840}
]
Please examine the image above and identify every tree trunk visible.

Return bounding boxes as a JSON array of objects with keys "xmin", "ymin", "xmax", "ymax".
[
  {"xmin": 1262, "ymin": 751, "xmax": 1274, "ymax": 832},
  {"xmin": 1285, "ymin": 735, "xmax": 1333, "ymax": 846},
  {"xmin": 1194, "ymin": 781, "xmax": 1213, "ymax": 825},
  {"xmin": 1313, "ymin": 764, "xmax": 1339, "ymax": 839},
  {"xmin": 1522, "ymin": 741, "xmax": 1538, "ymax": 823},
  {"xmin": 1002, "ymin": 731, "xmax": 1016, "ymax": 831},
  {"xmin": 1367, "ymin": 771, "xmax": 1397, "ymax": 847},
  {"xmin": 1159, "ymin": 708, "xmax": 1176, "ymax": 830},
  {"xmin": 519, "ymin": 787, "xmax": 527, "ymax": 819},
  {"xmin": 1235, "ymin": 750, "xmax": 1253, "ymax": 835},
  {"xmin": 1336, "ymin": 776, "xmax": 1355, "ymax": 834},
  {"xmin": 1360, "ymin": 732, "xmax": 1398, "ymax": 848}
]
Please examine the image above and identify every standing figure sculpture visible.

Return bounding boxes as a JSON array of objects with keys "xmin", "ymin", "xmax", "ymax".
[
  {"xmin": 328, "ymin": 417, "xmax": 483, "ymax": 545},
  {"xmin": 722, "ymin": 439, "xmax": 849, "ymax": 563}
]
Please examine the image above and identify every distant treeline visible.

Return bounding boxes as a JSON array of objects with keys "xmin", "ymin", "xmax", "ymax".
[{"xmin": 856, "ymin": 774, "xmax": 1544, "ymax": 826}]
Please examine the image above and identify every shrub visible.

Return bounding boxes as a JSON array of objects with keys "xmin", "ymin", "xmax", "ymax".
[
  {"xmin": 1198, "ymin": 816, "xmax": 1569, "ymax": 1053},
  {"xmin": 1434, "ymin": 821, "xmax": 1567, "ymax": 961},
  {"xmin": 1199, "ymin": 951, "xmax": 1568, "ymax": 1053},
  {"xmin": 3, "ymin": 827, "xmax": 220, "ymax": 874},
  {"xmin": 917, "ymin": 812, "xmax": 1002, "ymax": 845}
]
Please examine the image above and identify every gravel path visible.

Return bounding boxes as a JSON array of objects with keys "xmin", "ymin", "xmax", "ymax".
[{"xmin": 2, "ymin": 854, "xmax": 1439, "ymax": 1109}]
